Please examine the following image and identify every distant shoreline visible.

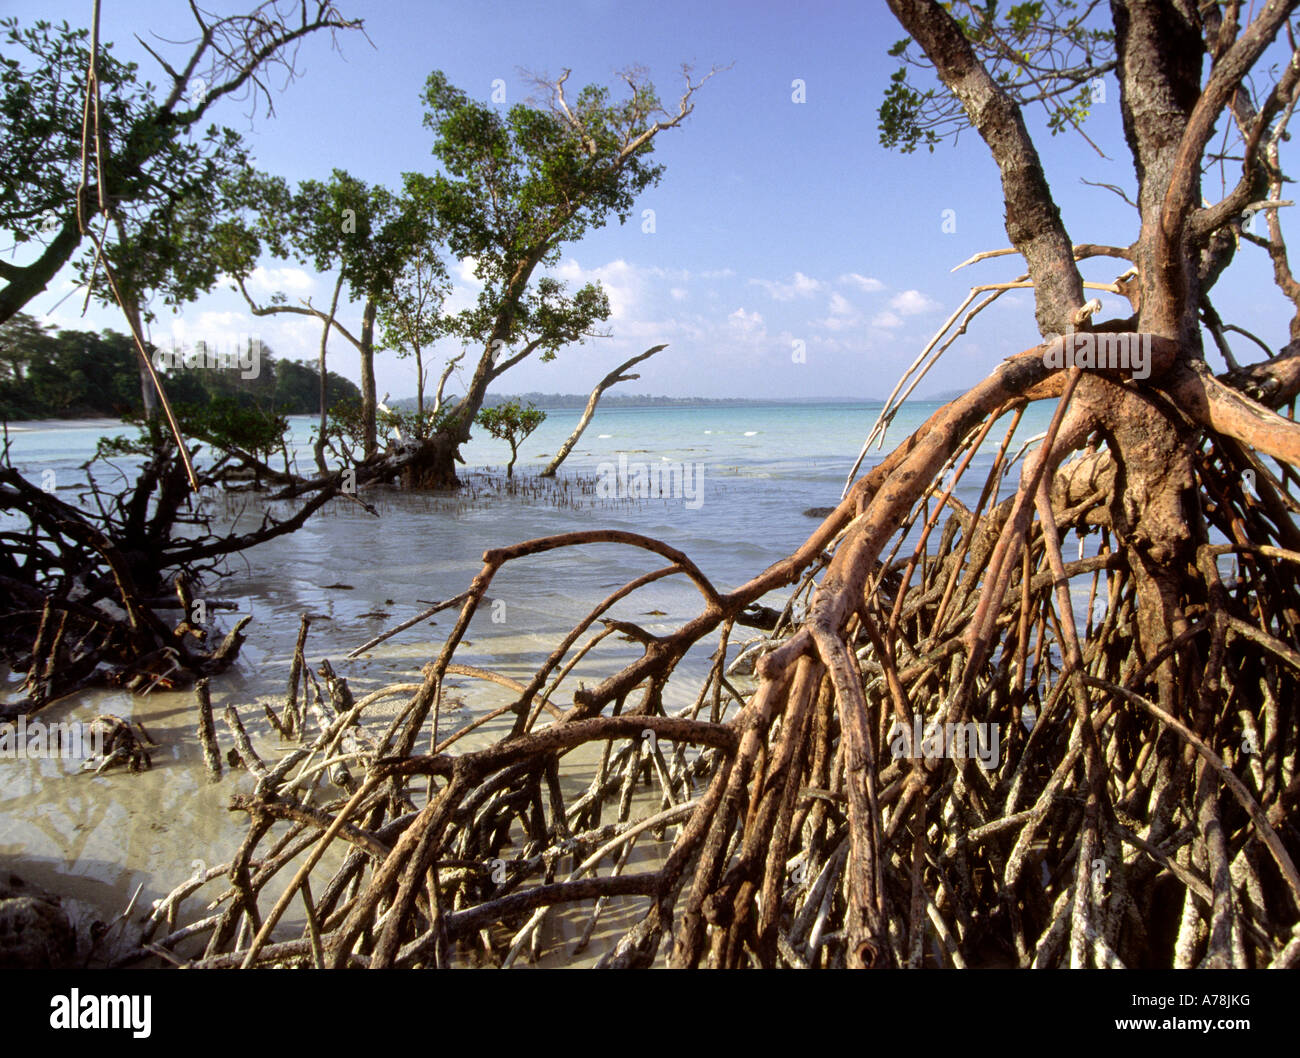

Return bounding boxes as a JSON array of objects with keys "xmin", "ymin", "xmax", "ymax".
[
  {"xmin": 3, "ymin": 394, "xmax": 979, "ymax": 426},
  {"xmin": 3, "ymin": 417, "xmax": 127, "ymax": 432},
  {"xmin": 398, "ymin": 393, "xmax": 906, "ymax": 411}
]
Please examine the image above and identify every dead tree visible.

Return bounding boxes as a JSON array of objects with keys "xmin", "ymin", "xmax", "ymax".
[
  {"xmin": 432, "ymin": 353, "xmax": 464, "ymax": 419},
  {"xmin": 0, "ymin": 1, "xmax": 365, "ymax": 328},
  {"xmin": 541, "ymin": 345, "xmax": 666, "ymax": 477}
]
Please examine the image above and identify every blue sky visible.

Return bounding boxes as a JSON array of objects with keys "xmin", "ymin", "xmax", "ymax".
[{"xmin": 4, "ymin": 0, "xmax": 1294, "ymax": 399}]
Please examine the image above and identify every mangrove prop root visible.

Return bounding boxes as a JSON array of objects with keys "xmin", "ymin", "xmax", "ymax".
[{"xmin": 139, "ymin": 343, "xmax": 1300, "ymax": 968}]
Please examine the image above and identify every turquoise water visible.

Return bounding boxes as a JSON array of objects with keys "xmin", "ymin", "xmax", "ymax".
[
  {"xmin": 1, "ymin": 397, "xmax": 1065, "ymax": 704},
  {"xmin": 0, "ymin": 399, "xmax": 1242, "ymax": 929},
  {"xmin": 4, "ymin": 399, "xmax": 1058, "ymax": 603}
]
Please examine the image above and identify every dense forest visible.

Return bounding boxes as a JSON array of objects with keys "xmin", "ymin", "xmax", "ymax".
[{"xmin": 0, "ymin": 312, "xmax": 359, "ymax": 420}]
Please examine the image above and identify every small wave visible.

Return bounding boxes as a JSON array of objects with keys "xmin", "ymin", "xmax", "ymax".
[
  {"xmin": 744, "ymin": 431, "xmax": 758, "ymax": 436},
  {"xmin": 597, "ymin": 434, "xmax": 612, "ymax": 439}
]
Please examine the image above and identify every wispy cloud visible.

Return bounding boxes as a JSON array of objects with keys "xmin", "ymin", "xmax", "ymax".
[
  {"xmin": 553, "ymin": 257, "xmax": 647, "ymax": 320},
  {"xmin": 455, "ymin": 257, "xmax": 483, "ymax": 286},
  {"xmin": 164, "ymin": 310, "xmax": 262, "ymax": 353},
  {"xmin": 749, "ymin": 271, "xmax": 823, "ymax": 301},
  {"xmin": 244, "ymin": 266, "xmax": 314, "ymax": 296},
  {"xmin": 818, "ymin": 292, "xmax": 862, "ymax": 332},
  {"xmin": 839, "ymin": 272, "xmax": 884, "ymax": 293},
  {"xmin": 728, "ymin": 307, "xmax": 766, "ymax": 337},
  {"xmin": 890, "ymin": 289, "xmax": 941, "ymax": 315}
]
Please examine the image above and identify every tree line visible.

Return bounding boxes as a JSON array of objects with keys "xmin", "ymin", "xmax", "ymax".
[{"xmin": 0, "ymin": 312, "xmax": 359, "ymax": 420}]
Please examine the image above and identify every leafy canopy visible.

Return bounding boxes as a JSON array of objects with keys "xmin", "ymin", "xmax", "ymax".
[
  {"xmin": 413, "ymin": 69, "xmax": 674, "ymax": 361},
  {"xmin": 475, "ymin": 399, "xmax": 546, "ymax": 476},
  {"xmin": 217, "ymin": 168, "xmax": 437, "ymax": 310},
  {"xmin": 476, "ymin": 399, "xmax": 547, "ymax": 443},
  {"xmin": 0, "ymin": 6, "xmax": 362, "ymax": 326},
  {"xmin": 878, "ymin": 1, "xmax": 1115, "ymax": 153}
]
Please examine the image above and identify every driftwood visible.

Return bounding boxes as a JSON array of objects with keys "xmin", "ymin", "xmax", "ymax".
[
  {"xmin": 123, "ymin": 332, "xmax": 1300, "ymax": 968},
  {"xmin": 195, "ymin": 679, "xmax": 223, "ymax": 782},
  {"xmin": 540, "ymin": 345, "xmax": 666, "ymax": 477},
  {"xmin": 432, "ymin": 353, "xmax": 465, "ymax": 418}
]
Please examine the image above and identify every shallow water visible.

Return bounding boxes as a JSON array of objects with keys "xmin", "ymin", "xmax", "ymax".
[{"xmin": 1, "ymin": 400, "xmax": 1061, "ymax": 955}]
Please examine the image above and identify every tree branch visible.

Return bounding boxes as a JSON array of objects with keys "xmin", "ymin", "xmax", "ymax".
[
  {"xmin": 234, "ymin": 275, "xmax": 363, "ymax": 351},
  {"xmin": 1152, "ymin": 0, "xmax": 1298, "ymax": 334},
  {"xmin": 541, "ymin": 344, "xmax": 666, "ymax": 476},
  {"xmin": 886, "ymin": 0, "xmax": 1084, "ymax": 334}
]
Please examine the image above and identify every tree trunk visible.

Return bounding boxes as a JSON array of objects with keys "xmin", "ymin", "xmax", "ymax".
[
  {"xmin": 137, "ymin": 354, "xmax": 159, "ymax": 421},
  {"xmin": 398, "ymin": 431, "xmax": 461, "ymax": 490},
  {"xmin": 115, "ymin": 295, "xmax": 159, "ymax": 423},
  {"xmin": 427, "ymin": 256, "xmax": 547, "ymax": 485},
  {"xmin": 887, "ymin": 0, "xmax": 1083, "ymax": 335},
  {"xmin": 315, "ymin": 274, "xmax": 344, "ymax": 475},
  {"xmin": 359, "ymin": 298, "xmax": 378, "ymax": 460},
  {"xmin": 432, "ymin": 352, "xmax": 462, "ymax": 419},
  {"xmin": 541, "ymin": 344, "xmax": 665, "ymax": 477},
  {"xmin": 423, "ymin": 339, "xmax": 496, "ymax": 488},
  {"xmin": 415, "ymin": 345, "xmax": 425, "ymax": 428},
  {"xmin": 416, "ymin": 440, "xmax": 463, "ymax": 488}
]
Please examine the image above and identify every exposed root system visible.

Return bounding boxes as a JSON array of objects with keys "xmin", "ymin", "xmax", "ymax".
[{"xmin": 128, "ymin": 341, "xmax": 1300, "ymax": 969}]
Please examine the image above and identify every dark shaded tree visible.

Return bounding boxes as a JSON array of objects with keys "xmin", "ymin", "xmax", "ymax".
[
  {"xmin": 226, "ymin": 170, "xmax": 436, "ymax": 464},
  {"xmin": 0, "ymin": 4, "xmax": 363, "ymax": 325}
]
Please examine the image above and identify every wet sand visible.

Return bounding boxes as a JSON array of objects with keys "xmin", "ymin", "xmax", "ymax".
[{"xmin": 1, "ymin": 482, "xmax": 747, "ymax": 965}]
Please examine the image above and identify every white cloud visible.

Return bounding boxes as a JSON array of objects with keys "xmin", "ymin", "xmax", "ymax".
[
  {"xmin": 34, "ymin": 308, "xmax": 88, "ymax": 333},
  {"xmin": 749, "ymin": 271, "xmax": 823, "ymax": 301},
  {"xmin": 245, "ymin": 266, "xmax": 313, "ymax": 296},
  {"xmin": 643, "ymin": 265, "xmax": 733, "ymax": 284},
  {"xmin": 890, "ymin": 289, "xmax": 941, "ymax": 315},
  {"xmin": 871, "ymin": 311, "xmax": 904, "ymax": 329},
  {"xmin": 455, "ymin": 257, "xmax": 483, "ymax": 286},
  {"xmin": 818, "ymin": 292, "xmax": 862, "ymax": 332},
  {"xmin": 670, "ymin": 287, "xmax": 688, "ymax": 301},
  {"xmin": 828, "ymin": 292, "xmax": 854, "ymax": 317},
  {"xmin": 165, "ymin": 310, "xmax": 259, "ymax": 349},
  {"xmin": 175, "ymin": 310, "xmax": 254, "ymax": 334},
  {"xmin": 728, "ymin": 307, "xmax": 766, "ymax": 337},
  {"xmin": 271, "ymin": 316, "xmax": 330, "ymax": 357},
  {"xmin": 839, "ymin": 273, "xmax": 884, "ymax": 293},
  {"xmin": 553, "ymin": 257, "xmax": 644, "ymax": 321}
]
